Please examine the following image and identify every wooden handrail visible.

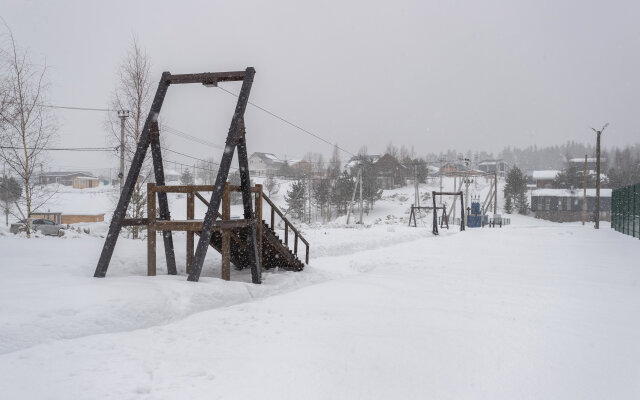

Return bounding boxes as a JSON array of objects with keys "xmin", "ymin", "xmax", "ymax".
[{"xmin": 262, "ymin": 192, "xmax": 309, "ymax": 263}]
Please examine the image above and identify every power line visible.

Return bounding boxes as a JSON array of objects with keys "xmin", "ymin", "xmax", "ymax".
[
  {"xmin": 0, "ymin": 146, "xmax": 115, "ymax": 152},
  {"xmin": 2, "ymin": 100, "xmax": 116, "ymax": 112},
  {"xmin": 217, "ymin": 85, "xmax": 356, "ymax": 157}
]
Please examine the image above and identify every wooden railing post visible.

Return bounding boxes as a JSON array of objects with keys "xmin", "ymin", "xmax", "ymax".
[
  {"xmin": 222, "ymin": 182, "xmax": 231, "ymax": 281},
  {"xmin": 186, "ymin": 191, "xmax": 194, "ymax": 274},
  {"xmin": 284, "ymin": 223, "xmax": 289, "ymax": 246},
  {"xmin": 294, "ymin": 232, "xmax": 298, "ymax": 256},
  {"xmin": 305, "ymin": 244, "xmax": 309, "ymax": 264},
  {"xmin": 147, "ymin": 183, "xmax": 156, "ymax": 276},
  {"xmin": 255, "ymin": 184, "xmax": 263, "ymax": 271},
  {"xmin": 271, "ymin": 208, "xmax": 275, "ymax": 230}
]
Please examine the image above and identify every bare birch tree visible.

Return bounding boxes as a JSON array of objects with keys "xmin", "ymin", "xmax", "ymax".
[
  {"xmin": 106, "ymin": 37, "xmax": 153, "ymax": 239},
  {"xmin": 0, "ymin": 24, "xmax": 56, "ymax": 237}
]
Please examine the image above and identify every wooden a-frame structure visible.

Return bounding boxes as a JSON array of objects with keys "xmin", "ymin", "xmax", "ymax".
[{"xmin": 94, "ymin": 67, "xmax": 261, "ymax": 283}]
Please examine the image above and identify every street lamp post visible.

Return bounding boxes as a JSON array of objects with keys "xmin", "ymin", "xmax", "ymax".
[{"xmin": 591, "ymin": 123, "xmax": 608, "ymax": 229}]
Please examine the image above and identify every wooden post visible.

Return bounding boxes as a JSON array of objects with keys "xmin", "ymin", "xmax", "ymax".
[
  {"xmin": 284, "ymin": 223, "xmax": 289, "ymax": 246},
  {"xmin": 147, "ymin": 183, "xmax": 157, "ymax": 276},
  {"xmin": 271, "ymin": 207, "xmax": 275, "ymax": 229},
  {"xmin": 294, "ymin": 232, "xmax": 298, "ymax": 256},
  {"xmin": 222, "ymin": 182, "xmax": 231, "ymax": 281},
  {"xmin": 186, "ymin": 191, "xmax": 194, "ymax": 274},
  {"xmin": 305, "ymin": 244, "xmax": 309, "ymax": 264},
  {"xmin": 255, "ymin": 184, "xmax": 263, "ymax": 271}
]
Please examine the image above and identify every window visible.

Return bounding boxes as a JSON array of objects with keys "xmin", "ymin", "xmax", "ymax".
[
  {"xmin": 566, "ymin": 198, "xmax": 572, "ymax": 211},
  {"xmin": 545, "ymin": 198, "xmax": 551, "ymax": 211}
]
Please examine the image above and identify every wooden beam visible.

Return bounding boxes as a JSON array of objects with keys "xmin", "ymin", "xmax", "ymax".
[
  {"xmin": 122, "ymin": 218, "xmax": 149, "ymax": 226},
  {"xmin": 186, "ymin": 192, "xmax": 194, "ymax": 274},
  {"xmin": 155, "ymin": 219, "xmax": 254, "ymax": 231},
  {"xmin": 147, "ymin": 183, "xmax": 157, "ymax": 276},
  {"xmin": 222, "ymin": 183, "xmax": 231, "ymax": 281},
  {"xmin": 166, "ymin": 71, "xmax": 246, "ymax": 85}
]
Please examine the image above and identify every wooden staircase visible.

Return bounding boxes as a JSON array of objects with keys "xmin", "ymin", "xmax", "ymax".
[
  {"xmin": 140, "ymin": 182, "xmax": 309, "ymax": 280},
  {"xmin": 190, "ymin": 183, "xmax": 308, "ymax": 276},
  {"xmin": 207, "ymin": 221, "xmax": 305, "ymax": 272}
]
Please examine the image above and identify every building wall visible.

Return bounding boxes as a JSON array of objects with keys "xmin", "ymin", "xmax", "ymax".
[
  {"xmin": 532, "ymin": 195, "xmax": 611, "ymax": 222},
  {"xmin": 61, "ymin": 214, "xmax": 105, "ymax": 224},
  {"xmin": 534, "ymin": 210, "xmax": 610, "ymax": 222},
  {"xmin": 72, "ymin": 177, "xmax": 99, "ymax": 189}
]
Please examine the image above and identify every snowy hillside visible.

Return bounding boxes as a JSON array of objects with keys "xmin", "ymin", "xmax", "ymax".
[{"xmin": 0, "ymin": 179, "xmax": 638, "ymax": 399}]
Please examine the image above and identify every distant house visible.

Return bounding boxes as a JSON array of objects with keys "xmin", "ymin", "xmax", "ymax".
[
  {"xmin": 440, "ymin": 161, "xmax": 468, "ymax": 175},
  {"xmin": 37, "ymin": 171, "xmax": 93, "ymax": 186},
  {"xmin": 72, "ymin": 175, "xmax": 100, "ymax": 189},
  {"xmin": 30, "ymin": 211, "xmax": 105, "ymax": 224},
  {"xmin": 531, "ymin": 188, "xmax": 611, "ymax": 222},
  {"xmin": 344, "ymin": 155, "xmax": 380, "ymax": 175},
  {"xmin": 164, "ymin": 169, "xmax": 181, "ymax": 182},
  {"xmin": 478, "ymin": 159, "xmax": 509, "ymax": 177},
  {"xmin": 288, "ymin": 159, "xmax": 312, "ymax": 175},
  {"xmin": 569, "ymin": 157, "xmax": 606, "ymax": 172},
  {"xmin": 532, "ymin": 170, "xmax": 560, "ymax": 188},
  {"xmin": 248, "ymin": 152, "xmax": 284, "ymax": 175},
  {"xmin": 373, "ymin": 154, "xmax": 407, "ymax": 189}
]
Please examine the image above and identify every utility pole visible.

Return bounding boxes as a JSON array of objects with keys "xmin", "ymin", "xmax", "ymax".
[
  {"xmin": 582, "ymin": 154, "xmax": 587, "ymax": 225},
  {"xmin": 358, "ymin": 167, "xmax": 363, "ymax": 224},
  {"xmin": 591, "ymin": 123, "xmax": 608, "ymax": 229},
  {"xmin": 117, "ymin": 110, "xmax": 130, "ymax": 192},
  {"xmin": 493, "ymin": 169, "xmax": 498, "ymax": 214},
  {"xmin": 414, "ymin": 164, "xmax": 420, "ymax": 208}
]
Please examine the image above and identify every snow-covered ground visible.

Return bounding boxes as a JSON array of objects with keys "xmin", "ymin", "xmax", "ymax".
[{"xmin": 0, "ymin": 180, "xmax": 639, "ymax": 399}]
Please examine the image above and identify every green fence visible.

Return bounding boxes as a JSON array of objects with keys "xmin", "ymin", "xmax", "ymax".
[{"xmin": 611, "ymin": 183, "xmax": 640, "ymax": 238}]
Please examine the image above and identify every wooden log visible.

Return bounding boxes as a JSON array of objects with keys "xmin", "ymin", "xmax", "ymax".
[
  {"xmin": 147, "ymin": 183, "xmax": 157, "ymax": 276},
  {"xmin": 255, "ymin": 184, "xmax": 263, "ymax": 271},
  {"xmin": 122, "ymin": 218, "xmax": 149, "ymax": 226},
  {"xmin": 186, "ymin": 192, "xmax": 194, "ymax": 274},
  {"xmin": 154, "ymin": 219, "xmax": 253, "ymax": 231},
  {"xmin": 222, "ymin": 182, "xmax": 231, "ymax": 281}
]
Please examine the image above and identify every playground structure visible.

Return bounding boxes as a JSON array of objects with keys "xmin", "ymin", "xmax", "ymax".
[{"xmin": 94, "ymin": 68, "xmax": 308, "ymax": 283}]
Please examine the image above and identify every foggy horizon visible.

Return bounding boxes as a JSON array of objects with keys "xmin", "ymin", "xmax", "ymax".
[{"xmin": 2, "ymin": 0, "xmax": 639, "ymax": 171}]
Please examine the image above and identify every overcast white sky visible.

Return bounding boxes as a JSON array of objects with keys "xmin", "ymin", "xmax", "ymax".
[{"xmin": 2, "ymin": 0, "xmax": 640, "ymax": 171}]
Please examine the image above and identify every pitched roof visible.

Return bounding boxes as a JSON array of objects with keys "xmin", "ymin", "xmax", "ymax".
[{"xmin": 532, "ymin": 170, "xmax": 559, "ymax": 180}]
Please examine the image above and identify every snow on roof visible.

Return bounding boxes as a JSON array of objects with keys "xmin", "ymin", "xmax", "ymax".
[
  {"xmin": 532, "ymin": 170, "xmax": 560, "ymax": 180},
  {"xmin": 73, "ymin": 176, "xmax": 98, "ymax": 180},
  {"xmin": 532, "ymin": 188, "xmax": 612, "ymax": 197},
  {"xmin": 250, "ymin": 152, "xmax": 283, "ymax": 165},
  {"xmin": 478, "ymin": 159, "xmax": 506, "ymax": 165},
  {"xmin": 569, "ymin": 157, "xmax": 605, "ymax": 163}
]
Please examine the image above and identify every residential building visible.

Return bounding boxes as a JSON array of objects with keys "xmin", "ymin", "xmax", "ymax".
[
  {"xmin": 532, "ymin": 170, "xmax": 560, "ymax": 188},
  {"xmin": 530, "ymin": 188, "xmax": 611, "ymax": 222},
  {"xmin": 72, "ymin": 176, "xmax": 100, "ymax": 189},
  {"xmin": 478, "ymin": 159, "xmax": 509, "ymax": 177},
  {"xmin": 248, "ymin": 152, "xmax": 284, "ymax": 175},
  {"xmin": 37, "ymin": 171, "xmax": 93, "ymax": 186}
]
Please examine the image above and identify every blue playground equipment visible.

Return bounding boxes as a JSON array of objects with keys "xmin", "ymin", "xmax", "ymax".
[{"xmin": 467, "ymin": 196, "xmax": 484, "ymax": 228}]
